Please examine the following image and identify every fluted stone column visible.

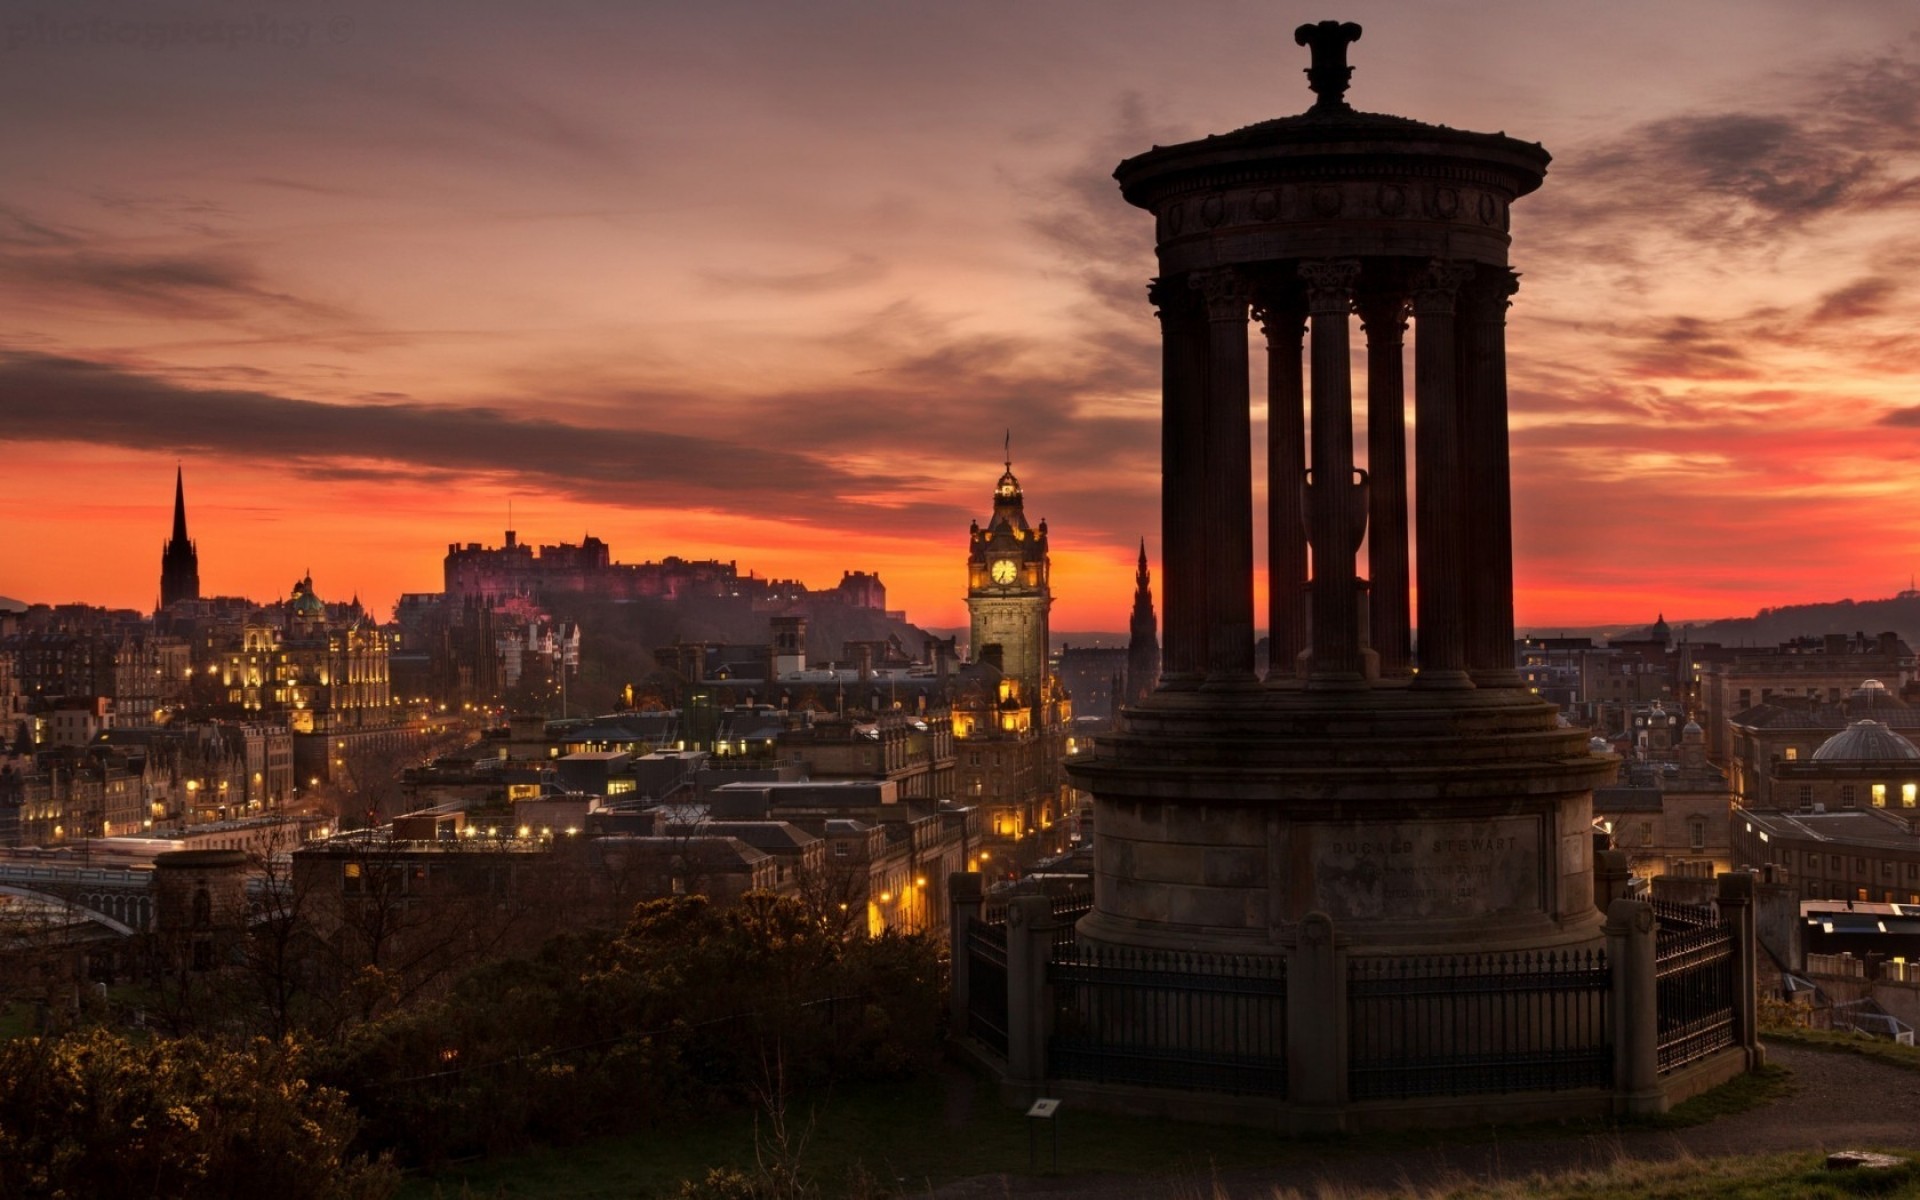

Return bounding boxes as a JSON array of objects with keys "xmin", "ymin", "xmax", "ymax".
[
  {"xmin": 1151, "ymin": 277, "xmax": 1208, "ymax": 686},
  {"xmin": 1357, "ymin": 290, "xmax": 1411, "ymax": 679},
  {"xmin": 1192, "ymin": 268, "xmax": 1257, "ymax": 686},
  {"xmin": 1259, "ymin": 294, "xmax": 1309, "ymax": 684},
  {"xmin": 1409, "ymin": 260, "xmax": 1474, "ymax": 688},
  {"xmin": 1461, "ymin": 267, "xmax": 1523, "ymax": 687},
  {"xmin": 1299, "ymin": 259, "xmax": 1366, "ymax": 687}
]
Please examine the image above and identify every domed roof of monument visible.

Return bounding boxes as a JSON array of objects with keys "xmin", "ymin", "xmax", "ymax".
[
  {"xmin": 1812, "ymin": 720, "xmax": 1920, "ymax": 762},
  {"xmin": 1115, "ymin": 20, "xmax": 1550, "ymax": 205}
]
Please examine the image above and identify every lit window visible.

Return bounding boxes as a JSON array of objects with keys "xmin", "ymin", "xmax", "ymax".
[
  {"xmin": 1784, "ymin": 747, "xmax": 1798, "ymax": 762},
  {"xmin": 1906, "ymin": 784, "xmax": 1917, "ymax": 808},
  {"xmin": 1875, "ymin": 784, "xmax": 1889, "ymax": 807}
]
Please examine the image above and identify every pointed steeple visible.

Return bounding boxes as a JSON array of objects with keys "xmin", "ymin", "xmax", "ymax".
[
  {"xmin": 171, "ymin": 465, "xmax": 190, "ymax": 544},
  {"xmin": 159, "ymin": 467, "xmax": 201, "ymax": 610},
  {"xmin": 1126, "ymin": 537, "xmax": 1160, "ymax": 702}
]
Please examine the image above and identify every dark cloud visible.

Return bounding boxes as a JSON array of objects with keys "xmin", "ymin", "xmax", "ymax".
[
  {"xmin": 0, "ymin": 350, "xmax": 937, "ymax": 525},
  {"xmin": 1018, "ymin": 91, "xmax": 1181, "ymax": 317},
  {"xmin": 1525, "ymin": 44, "xmax": 1920, "ymax": 281},
  {"xmin": 1878, "ymin": 406, "xmax": 1920, "ymax": 428},
  {"xmin": 0, "ymin": 217, "xmax": 348, "ymax": 323},
  {"xmin": 0, "ymin": 204, "xmax": 79, "ymax": 248},
  {"xmin": 1810, "ymin": 275, "xmax": 1897, "ymax": 323}
]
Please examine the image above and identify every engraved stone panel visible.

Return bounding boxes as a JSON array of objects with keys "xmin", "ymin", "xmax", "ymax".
[{"xmin": 1307, "ymin": 815, "xmax": 1543, "ymax": 921}]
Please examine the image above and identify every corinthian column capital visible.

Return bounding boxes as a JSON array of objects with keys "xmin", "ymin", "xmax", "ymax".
[
  {"xmin": 1409, "ymin": 259, "xmax": 1475, "ymax": 315},
  {"xmin": 1460, "ymin": 266, "xmax": 1521, "ymax": 322},
  {"xmin": 1354, "ymin": 291, "xmax": 1409, "ymax": 337},
  {"xmin": 1297, "ymin": 258, "xmax": 1361, "ymax": 315},
  {"xmin": 1190, "ymin": 267, "xmax": 1251, "ymax": 322},
  {"xmin": 1252, "ymin": 295, "xmax": 1307, "ymax": 344}
]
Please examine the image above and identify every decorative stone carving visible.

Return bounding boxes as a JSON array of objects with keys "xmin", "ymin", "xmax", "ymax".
[
  {"xmin": 1377, "ymin": 183, "xmax": 1407, "ymax": 217},
  {"xmin": 1201, "ymin": 193, "xmax": 1226, "ymax": 227},
  {"xmin": 1311, "ymin": 186, "xmax": 1344, "ymax": 217},
  {"xmin": 1294, "ymin": 19, "xmax": 1363, "ymax": 113},
  {"xmin": 1191, "ymin": 267, "xmax": 1250, "ymax": 321},
  {"xmin": 1253, "ymin": 301, "xmax": 1307, "ymax": 343},
  {"xmin": 1429, "ymin": 186, "xmax": 1459, "ymax": 219},
  {"xmin": 1252, "ymin": 189, "xmax": 1279, "ymax": 221},
  {"xmin": 1298, "ymin": 258, "xmax": 1361, "ymax": 314},
  {"xmin": 1477, "ymin": 191, "xmax": 1500, "ymax": 226},
  {"xmin": 1410, "ymin": 259, "xmax": 1473, "ymax": 314}
]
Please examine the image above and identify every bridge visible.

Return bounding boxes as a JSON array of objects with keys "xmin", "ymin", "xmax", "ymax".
[{"xmin": 0, "ymin": 862, "xmax": 153, "ymax": 935}]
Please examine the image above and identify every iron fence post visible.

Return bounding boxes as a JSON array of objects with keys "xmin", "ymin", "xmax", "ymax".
[
  {"xmin": 1605, "ymin": 897, "xmax": 1661, "ymax": 1114},
  {"xmin": 1716, "ymin": 871, "xmax": 1764, "ymax": 1068},
  {"xmin": 1005, "ymin": 894, "xmax": 1058, "ymax": 1091}
]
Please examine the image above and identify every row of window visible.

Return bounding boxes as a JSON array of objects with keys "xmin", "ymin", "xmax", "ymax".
[
  {"xmin": 1798, "ymin": 850, "xmax": 1920, "ymax": 879},
  {"xmin": 1791, "ymin": 782, "xmax": 1920, "ymax": 807}
]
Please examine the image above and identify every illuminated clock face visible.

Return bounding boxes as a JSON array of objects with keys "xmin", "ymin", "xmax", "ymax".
[{"xmin": 991, "ymin": 558, "xmax": 1018, "ymax": 584}]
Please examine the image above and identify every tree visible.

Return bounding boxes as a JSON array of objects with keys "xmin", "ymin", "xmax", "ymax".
[{"xmin": 0, "ymin": 1028, "xmax": 398, "ymax": 1199}]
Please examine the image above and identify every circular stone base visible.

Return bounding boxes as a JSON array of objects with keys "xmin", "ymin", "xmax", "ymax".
[{"xmin": 1064, "ymin": 684, "xmax": 1615, "ymax": 956}]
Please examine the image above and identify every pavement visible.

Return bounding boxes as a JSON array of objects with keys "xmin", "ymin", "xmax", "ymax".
[{"xmin": 925, "ymin": 1041, "xmax": 1920, "ymax": 1199}]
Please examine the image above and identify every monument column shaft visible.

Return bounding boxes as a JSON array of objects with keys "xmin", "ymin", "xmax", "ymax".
[
  {"xmin": 1262, "ymin": 302, "xmax": 1308, "ymax": 682},
  {"xmin": 1300, "ymin": 259, "xmax": 1364, "ymax": 684},
  {"xmin": 1193, "ymin": 269, "xmax": 1256, "ymax": 683},
  {"xmin": 1152, "ymin": 277, "xmax": 1208, "ymax": 684},
  {"xmin": 1359, "ymin": 294, "xmax": 1411, "ymax": 678},
  {"xmin": 1411, "ymin": 261, "xmax": 1474, "ymax": 687},
  {"xmin": 1461, "ymin": 269, "xmax": 1522, "ymax": 686}
]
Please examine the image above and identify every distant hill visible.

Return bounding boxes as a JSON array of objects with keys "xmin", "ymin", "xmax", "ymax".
[{"xmin": 1604, "ymin": 592, "xmax": 1920, "ymax": 650}]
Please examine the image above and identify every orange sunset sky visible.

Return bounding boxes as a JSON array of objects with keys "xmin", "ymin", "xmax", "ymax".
[{"xmin": 3, "ymin": 1, "xmax": 1918, "ymax": 632}]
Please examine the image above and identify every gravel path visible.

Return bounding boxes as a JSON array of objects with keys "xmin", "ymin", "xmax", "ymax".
[{"xmin": 928, "ymin": 1042, "xmax": 1920, "ymax": 1199}]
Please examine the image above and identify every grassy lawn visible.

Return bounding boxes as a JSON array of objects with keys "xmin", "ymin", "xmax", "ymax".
[
  {"xmin": 400, "ymin": 1069, "xmax": 1304, "ymax": 1199},
  {"xmin": 1762, "ymin": 1028, "xmax": 1920, "ymax": 1074},
  {"xmin": 1422, "ymin": 1150, "xmax": 1919, "ymax": 1199},
  {"xmin": 401, "ymin": 1059, "xmax": 1794, "ymax": 1200}
]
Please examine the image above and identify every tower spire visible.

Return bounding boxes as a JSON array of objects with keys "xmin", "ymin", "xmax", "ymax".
[
  {"xmin": 171, "ymin": 465, "xmax": 189, "ymax": 544},
  {"xmin": 159, "ymin": 466, "xmax": 201, "ymax": 610}
]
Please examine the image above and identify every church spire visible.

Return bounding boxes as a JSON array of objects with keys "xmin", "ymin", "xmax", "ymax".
[
  {"xmin": 159, "ymin": 467, "xmax": 201, "ymax": 610},
  {"xmin": 171, "ymin": 465, "xmax": 190, "ymax": 544}
]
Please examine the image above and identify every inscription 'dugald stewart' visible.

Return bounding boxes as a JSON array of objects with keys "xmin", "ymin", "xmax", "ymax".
[{"xmin": 1309, "ymin": 817, "xmax": 1542, "ymax": 921}]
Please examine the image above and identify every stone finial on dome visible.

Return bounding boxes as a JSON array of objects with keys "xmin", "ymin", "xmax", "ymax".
[{"xmin": 1295, "ymin": 20, "xmax": 1363, "ymax": 113}]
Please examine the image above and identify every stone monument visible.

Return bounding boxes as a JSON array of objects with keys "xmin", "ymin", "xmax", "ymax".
[{"xmin": 1069, "ymin": 20, "xmax": 1615, "ymax": 957}]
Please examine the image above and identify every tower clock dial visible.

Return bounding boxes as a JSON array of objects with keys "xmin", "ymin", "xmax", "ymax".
[{"xmin": 991, "ymin": 558, "xmax": 1018, "ymax": 584}]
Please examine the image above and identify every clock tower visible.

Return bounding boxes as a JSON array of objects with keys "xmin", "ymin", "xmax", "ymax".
[{"xmin": 966, "ymin": 453, "xmax": 1051, "ymax": 698}]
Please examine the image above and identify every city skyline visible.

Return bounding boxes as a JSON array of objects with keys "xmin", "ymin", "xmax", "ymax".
[{"xmin": 4, "ymin": 1, "xmax": 1919, "ymax": 629}]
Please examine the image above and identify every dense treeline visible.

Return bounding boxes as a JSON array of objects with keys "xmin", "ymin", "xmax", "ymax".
[{"xmin": 0, "ymin": 892, "xmax": 947, "ymax": 1197}]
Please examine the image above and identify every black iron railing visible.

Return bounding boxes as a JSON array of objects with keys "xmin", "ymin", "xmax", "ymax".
[
  {"xmin": 1048, "ymin": 945, "xmax": 1288, "ymax": 1096},
  {"xmin": 1650, "ymin": 897, "xmax": 1717, "ymax": 931},
  {"xmin": 1347, "ymin": 949, "xmax": 1611, "ymax": 1100},
  {"xmin": 1049, "ymin": 892, "xmax": 1093, "ymax": 957},
  {"xmin": 965, "ymin": 915, "xmax": 1009, "ymax": 1056},
  {"xmin": 1655, "ymin": 917, "xmax": 1735, "ymax": 1073}
]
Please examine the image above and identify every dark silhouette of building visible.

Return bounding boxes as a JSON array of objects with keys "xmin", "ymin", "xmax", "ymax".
[
  {"xmin": 1125, "ymin": 538, "xmax": 1159, "ymax": 705},
  {"xmin": 158, "ymin": 468, "xmax": 200, "ymax": 610}
]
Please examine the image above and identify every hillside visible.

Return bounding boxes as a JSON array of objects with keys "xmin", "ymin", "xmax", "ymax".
[{"xmin": 1614, "ymin": 593, "xmax": 1920, "ymax": 649}]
